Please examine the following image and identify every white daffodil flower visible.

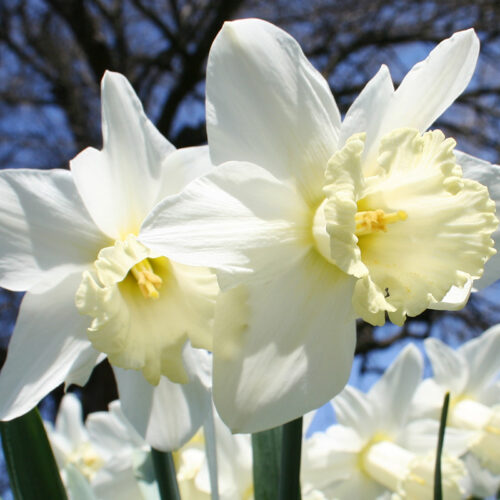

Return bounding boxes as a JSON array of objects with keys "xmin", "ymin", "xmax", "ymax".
[
  {"xmin": 301, "ymin": 345, "xmax": 470, "ymax": 499},
  {"xmin": 412, "ymin": 325, "xmax": 500, "ymax": 496},
  {"xmin": 140, "ymin": 19, "xmax": 499, "ymax": 432},
  {"xmin": 175, "ymin": 407, "xmax": 253, "ymax": 500},
  {"xmin": 46, "ymin": 393, "xmax": 159, "ymax": 500},
  {"xmin": 0, "ymin": 70, "xmax": 217, "ymax": 450}
]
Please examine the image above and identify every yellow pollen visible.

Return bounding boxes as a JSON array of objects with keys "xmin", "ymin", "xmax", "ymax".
[
  {"xmin": 130, "ymin": 258, "xmax": 162, "ymax": 299},
  {"xmin": 355, "ymin": 209, "xmax": 407, "ymax": 236}
]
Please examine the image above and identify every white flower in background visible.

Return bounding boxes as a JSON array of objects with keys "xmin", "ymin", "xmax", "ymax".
[
  {"xmin": 140, "ymin": 19, "xmax": 499, "ymax": 432},
  {"xmin": 46, "ymin": 393, "xmax": 158, "ymax": 500},
  {"xmin": 412, "ymin": 325, "xmax": 500, "ymax": 496},
  {"xmin": 174, "ymin": 408, "xmax": 253, "ymax": 500},
  {"xmin": 0, "ymin": 70, "xmax": 216, "ymax": 450},
  {"xmin": 301, "ymin": 345, "xmax": 469, "ymax": 499}
]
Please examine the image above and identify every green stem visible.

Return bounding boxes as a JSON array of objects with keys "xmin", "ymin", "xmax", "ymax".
[
  {"xmin": 434, "ymin": 392, "xmax": 450, "ymax": 500},
  {"xmin": 252, "ymin": 426, "xmax": 282, "ymax": 500},
  {"xmin": 278, "ymin": 417, "xmax": 303, "ymax": 500},
  {"xmin": 151, "ymin": 449, "xmax": 181, "ymax": 500}
]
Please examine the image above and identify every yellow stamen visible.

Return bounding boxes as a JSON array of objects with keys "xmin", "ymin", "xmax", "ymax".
[
  {"xmin": 355, "ymin": 209, "xmax": 407, "ymax": 236},
  {"xmin": 130, "ymin": 258, "xmax": 163, "ymax": 299}
]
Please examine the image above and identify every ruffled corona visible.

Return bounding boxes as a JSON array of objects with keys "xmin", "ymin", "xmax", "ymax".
[
  {"xmin": 362, "ymin": 441, "xmax": 466, "ymax": 500},
  {"xmin": 451, "ymin": 399, "xmax": 500, "ymax": 474},
  {"xmin": 313, "ymin": 128, "xmax": 498, "ymax": 326},
  {"xmin": 75, "ymin": 235, "xmax": 217, "ymax": 385}
]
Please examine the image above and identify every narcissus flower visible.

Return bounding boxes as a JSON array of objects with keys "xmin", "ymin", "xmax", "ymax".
[
  {"xmin": 141, "ymin": 19, "xmax": 499, "ymax": 431},
  {"xmin": 46, "ymin": 394, "xmax": 157, "ymax": 500},
  {"xmin": 175, "ymin": 408, "xmax": 253, "ymax": 500},
  {"xmin": 301, "ymin": 345, "xmax": 469, "ymax": 499},
  {"xmin": 0, "ymin": 71, "xmax": 216, "ymax": 450},
  {"xmin": 412, "ymin": 325, "xmax": 500, "ymax": 496}
]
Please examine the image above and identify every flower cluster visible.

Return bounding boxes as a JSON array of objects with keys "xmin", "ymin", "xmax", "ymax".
[
  {"xmin": 0, "ymin": 16, "xmax": 499, "ymax": 493},
  {"xmin": 302, "ymin": 325, "xmax": 500, "ymax": 499}
]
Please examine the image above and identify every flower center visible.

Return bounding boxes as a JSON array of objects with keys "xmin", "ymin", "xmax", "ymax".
[
  {"xmin": 316, "ymin": 127, "xmax": 497, "ymax": 326},
  {"xmin": 451, "ymin": 399, "xmax": 500, "ymax": 473},
  {"xmin": 130, "ymin": 258, "xmax": 162, "ymax": 299},
  {"xmin": 67, "ymin": 442, "xmax": 103, "ymax": 481},
  {"xmin": 355, "ymin": 209, "xmax": 407, "ymax": 236},
  {"xmin": 362, "ymin": 441, "xmax": 465, "ymax": 499}
]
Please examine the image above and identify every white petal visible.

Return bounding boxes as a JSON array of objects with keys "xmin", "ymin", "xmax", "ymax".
[
  {"xmin": 0, "ymin": 272, "xmax": 93, "ymax": 420},
  {"xmin": 206, "ymin": 19, "xmax": 340, "ymax": 205},
  {"xmin": 340, "ymin": 65, "xmax": 394, "ymax": 148},
  {"xmin": 55, "ymin": 393, "xmax": 87, "ymax": 446},
  {"xmin": 455, "ymin": 150, "xmax": 500, "ymax": 289},
  {"xmin": 368, "ymin": 344, "xmax": 423, "ymax": 434},
  {"xmin": 92, "ymin": 456, "xmax": 147, "ymax": 500},
  {"xmin": 410, "ymin": 378, "xmax": 447, "ymax": 420},
  {"xmin": 332, "ymin": 387, "xmax": 375, "ymax": 442},
  {"xmin": 155, "ymin": 146, "xmax": 214, "ymax": 201},
  {"xmin": 71, "ymin": 71, "xmax": 175, "ymax": 239},
  {"xmin": 113, "ymin": 346, "xmax": 211, "ymax": 451},
  {"xmin": 86, "ymin": 403, "xmax": 146, "ymax": 457},
  {"xmin": 141, "ymin": 161, "xmax": 312, "ymax": 289},
  {"xmin": 0, "ymin": 169, "xmax": 107, "ymax": 291},
  {"xmin": 65, "ymin": 465, "xmax": 99, "ymax": 500},
  {"xmin": 212, "ymin": 250, "xmax": 356, "ymax": 433},
  {"xmin": 460, "ymin": 324, "xmax": 500, "ymax": 394},
  {"xmin": 64, "ymin": 349, "xmax": 105, "ymax": 389},
  {"xmin": 364, "ymin": 29, "xmax": 479, "ymax": 168},
  {"xmin": 464, "ymin": 454, "xmax": 500, "ymax": 498},
  {"xmin": 399, "ymin": 419, "xmax": 469, "ymax": 456},
  {"xmin": 424, "ymin": 337, "xmax": 469, "ymax": 395},
  {"xmin": 302, "ymin": 426, "xmax": 360, "ymax": 492},
  {"xmin": 429, "ymin": 280, "xmax": 472, "ymax": 311}
]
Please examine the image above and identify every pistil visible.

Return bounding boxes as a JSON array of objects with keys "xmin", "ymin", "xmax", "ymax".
[
  {"xmin": 355, "ymin": 209, "xmax": 407, "ymax": 236},
  {"xmin": 130, "ymin": 258, "xmax": 163, "ymax": 299}
]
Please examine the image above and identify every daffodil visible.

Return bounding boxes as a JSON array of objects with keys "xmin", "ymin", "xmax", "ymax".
[
  {"xmin": 301, "ymin": 345, "xmax": 470, "ymax": 499},
  {"xmin": 46, "ymin": 393, "xmax": 158, "ymax": 500},
  {"xmin": 412, "ymin": 325, "xmax": 500, "ymax": 496},
  {"xmin": 175, "ymin": 407, "xmax": 253, "ymax": 500},
  {"xmin": 0, "ymin": 71, "xmax": 217, "ymax": 450},
  {"xmin": 140, "ymin": 19, "xmax": 499, "ymax": 432}
]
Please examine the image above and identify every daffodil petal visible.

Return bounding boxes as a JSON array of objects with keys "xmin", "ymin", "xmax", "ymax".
[
  {"xmin": 71, "ymin": 71, "xmax": 175, "ymax": 239},
  {"xmin": 339, "ymin": 65, "xmax": 394, "ymax": 148},
  {"xmin": 460, "ymin": 324, "xmax": 500, "ymax": 395},
  {"xmin": 400, "ymin": 419, "xmax": 469, "ymax": 457},
  {"xmin": 141, "ymin": 161, "xmax": 312, "ymax": 289},
  {"xmin": 0, "ymin": 168, "xmax": 107, "ymax": 292},
  {"xmin": 86, "ymin": 401, "xmax": 145, "ymax": 455},
  {"xmin": 212, "ymin": 250, "xmax": 356, "ymax": 433},
  {"xmin": 364, "ymin": 29, "xmax": 479, "ymax": 170},
  {"xmin": 154, "ymin": 145, "xmax": 214, "ymax": 201},
  {"xmin": 0, "ymin": 272, "xmax": 92, "ymax": 420},
  {"xmin": 332, "ymin": 387, "xmax": 375, "ymax": 442},
  {"xmin": 55, "ymin": 393, "xmax": 87, "ymax": 447},
  {"xmin": 113, "ymin": 347, "xmax": 211, "ymax": 451},
  {"xmin": 429, "ymin": 280, "xmax": 472, "ymax": 311},
  {"xmin": 302, "ymin": 426, "xmax": 361, "ymax": 491},
  {"xmin": 206, "ymin": 18, "xmax": 340, "ymax": 205},
  {"xmin": 424, "ymin": 338, "xmax": 469, "ymax": 395},
  {"xmin": 455, "ymin": 150, "xmax": 500, "ymax": 289},
  {"xmin": 368, "ymin": 344, "xmax": 423, "ymax": 435}
]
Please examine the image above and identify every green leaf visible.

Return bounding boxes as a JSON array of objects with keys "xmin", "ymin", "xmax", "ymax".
[
  {"xmin": 0, "ymin": 407, "xmax": 68, "ymax": 500},
  {"xmin": 434, "ymin": 391, "xmax": 450, "ymax": 500},
  {"xmin": 278, "ymin": 418, "xmax": 302, "ymax": 500},
  {"xmin": 252, "ymin": 426, "xmax": 282, "ymax": 500},
  {"xmin": 151, "ymin": 449, "xmax": 181, "ymax": 500}
]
